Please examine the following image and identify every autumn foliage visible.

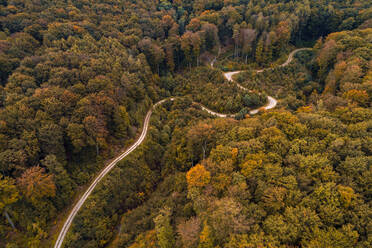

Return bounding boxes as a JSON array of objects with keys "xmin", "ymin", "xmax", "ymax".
[
  {"xmin": 0, "ymin": 0, "xmax": 371, "ymax": 247},
  {"xmin": 186, "ymin": 164, "xmax": 211, "ymax": 188},
  {"xmin": 17, "ymin": 166, "xmax": 56, "ymax": 203}
]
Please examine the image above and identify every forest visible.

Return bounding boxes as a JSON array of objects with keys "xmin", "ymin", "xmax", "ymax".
[{"xmin": 0, "ymin": 0, "xmax": 371, "ymax": 247}]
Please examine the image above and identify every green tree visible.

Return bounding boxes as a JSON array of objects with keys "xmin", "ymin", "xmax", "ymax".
[
  {"xmin": 0, "ymin": 177, "xmax": 19, "ymax": 229},
  {"xmin": 255, "ymin": 37, "xmax": 264, "ymax": 65},
  {"xmin": 41, "ymin": 155, "xmax": 75, "ymax": 208},
  {"xmin": 114, "ymin": 106, "xmax": 130, "ymax": 139},
  {"xmin": 154, "ymin": 207, "xmax": 175, "ymax": 248}
]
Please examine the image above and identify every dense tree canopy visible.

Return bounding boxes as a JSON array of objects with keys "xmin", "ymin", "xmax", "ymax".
[{"xmin": 0, "ymin": 0, "xmax": 371, "ymax": 247}]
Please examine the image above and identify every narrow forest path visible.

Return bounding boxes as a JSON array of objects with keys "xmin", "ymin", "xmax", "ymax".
[{"xmin": 54, "ymin": 48, "xmax": 310, "ymax": 248}]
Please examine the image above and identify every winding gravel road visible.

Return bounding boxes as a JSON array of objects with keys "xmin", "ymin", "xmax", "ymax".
[
  {"xmin": 222, "ymin": 48, "xmax": 311, "ymax": 114},
  {"xmin": 54, "ymin": 48, "xmax": 309, "ymax": 248}
]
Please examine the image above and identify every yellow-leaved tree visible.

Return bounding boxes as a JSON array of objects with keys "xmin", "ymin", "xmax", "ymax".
[{"xmin": 186, "ymin": 164, "xmax": 211, "ymax": 189}]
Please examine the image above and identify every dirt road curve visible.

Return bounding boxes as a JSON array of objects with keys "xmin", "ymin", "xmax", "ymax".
[
  {"xmin": 222, "ymin": 48, "xmax": 311, "ymax": 113},
  {"xmin": 54, "ymin": 48, "xmax": 310, "ymax": 248}
]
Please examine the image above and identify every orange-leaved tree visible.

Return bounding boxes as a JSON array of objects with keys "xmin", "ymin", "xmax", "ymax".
[
  {"xmin": 186, "ymin": 164, "xmax": 211, "ymax": 189},
  {"xmin": 17, "ymin": 166, "xmax": 56, "ymax": 204}
]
